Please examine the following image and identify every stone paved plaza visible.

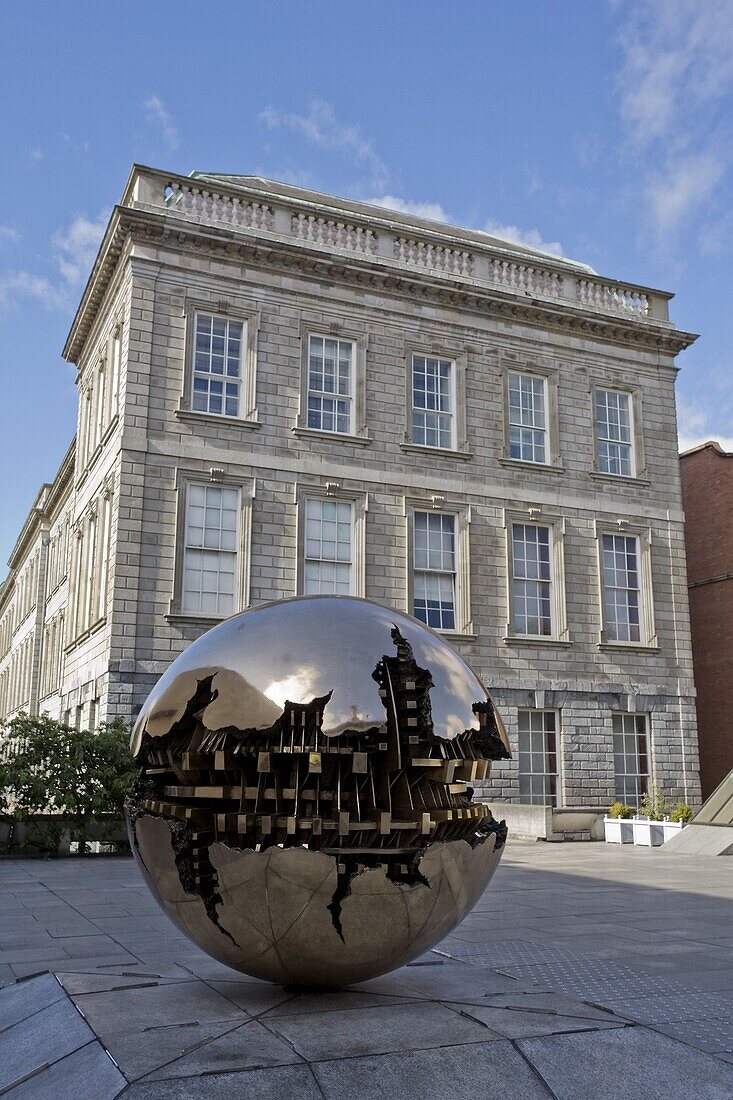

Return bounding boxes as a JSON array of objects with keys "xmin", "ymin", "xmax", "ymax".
[{"xmin": 2, "ymin": 841, "xmax": 733, "ymax": 1098}]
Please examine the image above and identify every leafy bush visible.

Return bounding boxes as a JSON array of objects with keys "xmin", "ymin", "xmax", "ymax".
[
  {"xmin": 669, "ymin": 801, "xmax": 694, "ymax": 824},
  {"xmin": 0, "ymin": 714, "xmax": 137, "ymax": 855},
  {"xmin": 609, "ymin": 801, "xmax": 633, "ymax": 819},
  {"xmin": 638, "ymin": 784, "xmax": 667, "ymax": 821}
]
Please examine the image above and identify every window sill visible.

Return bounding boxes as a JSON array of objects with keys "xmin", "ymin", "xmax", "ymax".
[
  {"xmin": 292, "ymin": 426, "xmax": 372, "ymax": 446},
  {"xmin": 504, "ymin": 635, "xmax": 573, "ymax": 648},
  {"xmin": 433, "ymin": 631, "xmax": 477, "ymax": 643},
  {"xmin": 175, "ymin": 409, "xmax": 261, "ymax": 430},
  {"xmin": 498, "ymin": 458, "xmax": 565, "ymax": 474},
  {"xmin": 165, "ymin": 612, "xmax": 229, "ymax": 627},
  {"xmin": 589, "ymin": 471, "xmax": 650, "ymax": 487},
  {"xmin": 400, "ymin": 443, "xmax": 473, "ymax": 461},
  {"xmin": 597, "ymin": 641, "xmax": 660, "ymax": 653},
  {"xmin": 64, "ymin": 617, "xmax": 106, "ymax": 653}
]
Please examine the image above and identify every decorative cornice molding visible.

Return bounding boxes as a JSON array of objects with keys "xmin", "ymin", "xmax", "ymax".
[{"xmin": 64, "ymin": 203, "xmax": 698, "ymax": 366}]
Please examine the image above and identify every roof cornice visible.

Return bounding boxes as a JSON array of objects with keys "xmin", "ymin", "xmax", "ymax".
[{"xmin": 64, "ymin": 166, "xmax": 697, "ymax": 364}]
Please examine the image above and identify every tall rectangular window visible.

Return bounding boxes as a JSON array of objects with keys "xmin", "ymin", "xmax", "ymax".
[
  {"xmin": 602, "ymin": 533, "xmax": 641, "ymax": 642},
  {"xmin": 413, "ymin": 511, "xmax": 456, "ymax": 630},
  {"xmin": 192, "ymin": 313, "xmax": 243, "ymax": 418},
  {"xmin": 182, "ymin": 484, "xmax": 239, "ymax": 616},
  {"xmin": 596, "ymin": 389, "xmax": 633, "ymax": 476},
  {"xmin": 411, "ymin": 355, "xmax": 454, "ymax": 449},
  {"xmin": 303, "ymin": 498, "xmax": 353, "ymax": 594},
  {"xmin": 613, "ymin": 713, "xmax": 649, "ymax": 806},
  {"xmin": 518, "ymin": 709, "xmax": 559, "ymax": 806},
  {"xmin": 508, "ymin": 372, "xmax": 547, "ymax": 464},
  {"xmin": 307, "ymin": 336, "xmax": 353, "ymax": 434},
  {"xmin": 512, "ymin": 523, "xmax": 553, "ymax": 636}
]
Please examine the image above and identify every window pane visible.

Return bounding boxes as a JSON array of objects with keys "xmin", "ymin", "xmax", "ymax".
[
  {"xmin": 508, "ymin": 372, "xmax": 547, "ymax": 463},
  {"xmin": 613, "ymin": 713, "xmax": 649, "ymax": 805},
  {"xmin": 307, "ymin": 335, "xmax": 354, "ymax": 433},
  {"xmin": 192, "ymin": 314, "xmax": 243, "ymax": 418},
  {"xmin": 413, "ymin": 511, "xmax": 456, "ymax": 629},
  {"xmin": 303, "ymin": 498, "xmax": 353, "ymax": 594},
  {"xmin": 602, "ymin": 533, "xmax": 641, "ymax": 642},
  {"xmin": 517, "ymin": 710, "xmax": 559, "ymax": 806},
  {"xmin": 596, "ymin": 390, "xmax": 633, "ymax": 475},
  {"xmin": 183, "ymin": 483, "xmax": 239, "ymax": 615},
  {"xmin": 512, "ymin": 524, "xmax": 552, "ymax": 635},
  {"xmin": 411, "ymin": 355, "xmax": 454, "ymax": 449}
]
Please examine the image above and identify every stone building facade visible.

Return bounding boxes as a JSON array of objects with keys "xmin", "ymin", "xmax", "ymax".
[
  {"xmin": 0, "ymin": 166, "xmax": 702, "ymax": 812},
  {"xmin": 680, "ymin": 441, "xmax": 733, "ymax": 799}
]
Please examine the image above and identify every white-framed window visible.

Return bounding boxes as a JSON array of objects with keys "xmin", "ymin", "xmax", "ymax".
[
  {"xmin": 512, "ymin": 523, "xmax": 553, "ymax": 637},
  {"xmin": 412, "ymin": 510, "xmax": 457, "ymax": 630},
  {"xmin": 306, "ymin": 335, "xmax": 354, "ymax": 435},
  {"xmin": 613, "ymin": 712, "xmax": 649, "ymax": 806},
  {"xmin": 182, "ymin": 483, "xmax": 240, "ymax": 616},
  {"xmin": 302, "ymin": 497, "xmax": 354, "ymax": 595},
  {"xmin": 107, "ymin": 323, "xmax": 121, "ymax": 424},
  {"xmin": 517, "ymin": 709, "xmax": 560, "ymax": 806},
  {"xmin": 411, "ymin": 355, "xmax": 455, "ymax": 450},
  {"xmin": 601, "ymin": 533, "xmax": 641, "ymax": 643},
  {"xmin": 191, "ymin": 312, "xmax": 244, "ymax": 419},
  {"xmin": 508, "ymin": 371, "xmax": 547, "ymax": 464},
  {"xmin": 595, "ymin": 389, "xmax": 634, "ymax": 476}
]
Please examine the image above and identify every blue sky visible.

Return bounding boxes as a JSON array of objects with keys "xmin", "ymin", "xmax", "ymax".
[{"xmin": 1, "ymin": 0, "xmax": 732, "ymax": 566}]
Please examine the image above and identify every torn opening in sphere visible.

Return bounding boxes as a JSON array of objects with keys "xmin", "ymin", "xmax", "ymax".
[{"xmin": 125, "ymin": 596, "xmax": 511, "ymax": 988}]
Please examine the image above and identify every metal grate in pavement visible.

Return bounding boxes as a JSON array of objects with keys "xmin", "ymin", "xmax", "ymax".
[{"xmin": 437, "ymin": 940, "xmax": 733, "ymax": 1054}]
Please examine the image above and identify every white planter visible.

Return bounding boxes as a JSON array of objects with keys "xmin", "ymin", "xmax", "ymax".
[
  {"xmin": 604, "ymin": 816, "xmax": 634, "ymax": 844},
  {"xmin": 632, "ymin": 816, "xmax": 665, "ymax": 846},
  {"xmin": 662, "ymin": 820, "xmax": 686, "ymax": 843}
]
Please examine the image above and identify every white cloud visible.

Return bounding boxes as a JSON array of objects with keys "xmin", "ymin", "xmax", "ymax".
[
  {"xmin": 615, "ymin": 0, "xmax": 733, "ymax": 237},
  {"xmin": 366, "ymin": 196, "xmax": 563, "ymax": 256},
  {"xmin": 646, "ymin": 152, "xmax": 726, "ymax": 235},
  {"xmin": 260, "ymin": 100, "xmax": 389, "ymax": 191},
  {"xmin": 365, "ymin": 195, "xmax": 451, "ymax": 222},
  {"xmin": 617, "ymin": 1, "xmax": 733, "ymax": 148},
  {"xmin": 677, "ymin": 396, "xmax": 733, "ymax": 454},
  {"xmin": 0, "ymin": 271, "xmax": 66, "ymax": 310},
  {"xmin": 51, "ymin": 210, "xmax": 109, "ymax": 285},
  {"xmin": 144, "ymin": 94, "xmax": 179, "ymax": 152},
  {"xmin": 481, "ymin": 220, "xmax": 563, "ymax": 257},
  {"xmin": 0, "ymin": 226, "xmax": 20, "ymax": 244}
]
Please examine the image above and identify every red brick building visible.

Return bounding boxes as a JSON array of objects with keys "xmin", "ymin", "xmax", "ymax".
[{"xmin": 680, "ymin": 441, "xmax": 733, "ymax": 798}]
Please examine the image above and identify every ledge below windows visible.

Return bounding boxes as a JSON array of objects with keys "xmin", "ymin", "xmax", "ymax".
[
  {"xmin": 434, "ymin": 631, "xmax": 477, "ymax": 644},
  {"xmin": 400, "ymin": 442, "xmax": 473, "ymax": 461},
  {"xmin": 291, "ymin": 426, "xmax": 372, "ymax": 446},
  {"xmin": 589, "ymin": 471, "xmax": 650, "ymax": 487},
  {"xmin": 504, "ymin": 635, "xmax": 573, "ymax": 648},
  {"xmin": 165, "ymin": 612, "xmax": 228, "ymax": 628},
  {"xmin": 175, "ymin": 409, "xmax": 261, "ymax": 430},
  {"xmin": 597, "ymin": 641, "xmax": 660, "ymax": 653},
  {"xmin": 498, "ymin": 457, "xmax": 565, "ymax": 475}
]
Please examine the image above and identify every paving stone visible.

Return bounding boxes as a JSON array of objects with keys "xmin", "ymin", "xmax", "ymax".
[
  {"xmin": 268, "ymin": 1000, "xmax": 499, "ymax": 1061},
  {"xmin": 140, "ymin": 1018, "xmax": 304, "ymax": 1080},
  {"xmin": 0, "ymin": 972, "xmax": 66, "ymax": 1030},
  {"xmin": 459, "ymin": 999, "xmax": 627, "ymax": 1039},
  {"xmin": 72, "ymin": 979, "xmax": 247, "ymax": 1037},
  {"xmin": 518, "ymin": 1026, "xmax": 733, "ymax": 1098},
  {"xmin": 0, "ymin": 995, "xmax": 94, "ymax": 1092},
  {"xmin": 123, "ymin": 1064, "xmax": 322, "ymax": 1098},
  {"xmin": 7, "ymin": 1040, "xmax": 126, "ymax": 1099},
  {"xmin": 311, "ymin": 1040, "xmax": 553, "ymax": 1099}
]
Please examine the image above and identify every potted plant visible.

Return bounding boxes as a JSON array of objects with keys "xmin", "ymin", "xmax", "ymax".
[
  {"xmin": 632, "ymin": 785, "xmax": 667, "ymax": 846},
  {"xmin": 604, "ymin": 801, "xmax": 634, "ymax": 843},
  {"xmin": 663, "ymin": 801, "xmax": 693, "ymax": 842}
]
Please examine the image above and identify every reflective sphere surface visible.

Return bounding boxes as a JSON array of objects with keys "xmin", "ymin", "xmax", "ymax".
[{"xmin": 126, "ymin": 596, "xmax": 511, "ymax": 987}]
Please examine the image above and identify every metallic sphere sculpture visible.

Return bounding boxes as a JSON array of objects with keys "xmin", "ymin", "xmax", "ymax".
[{"xmin": 125, "ymin": 596, "xmax": 511, "ymax": 987}]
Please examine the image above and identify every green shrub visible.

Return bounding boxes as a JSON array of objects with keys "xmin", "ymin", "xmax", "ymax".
[
  {"xmin": 609, "ymin": 801, "xmax": 633, "ymax": 819},
  {"xmin": 669, "ymin": 801, "xmax": 694, "ymax": 824},
  {"xmin": 639, "ymin": 784, "xmax": 667, "ymax": 821},
  {"xmin": 0, "ymin": 714, "xmax": 137, "ymax": 855}
]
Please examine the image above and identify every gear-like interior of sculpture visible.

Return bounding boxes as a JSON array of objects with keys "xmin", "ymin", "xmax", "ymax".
[{"xmin": 129, "ymin": 625, "xmax": 510, "ymax": 938}]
